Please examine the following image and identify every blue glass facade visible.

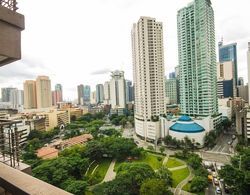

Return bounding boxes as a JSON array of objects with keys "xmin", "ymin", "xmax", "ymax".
[{"xmin": 219, "ymin": 43, "xmax": 238, "ymax": 86}]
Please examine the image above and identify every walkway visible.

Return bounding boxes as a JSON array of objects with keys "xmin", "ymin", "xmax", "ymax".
[
  {"xmin": 174, "ymin": 166, "xmax": 194, "ymax": 195},
  {"xmin": 169, "ymin": 165, "xmax": 187, "ymax": 171},
  {"xmin": 102, "ymin": 159, "xmax": 116, "ymax": 182},
  {"xmin": 162, "ymin": 155, "xmax": 169, "ymax": 165}
]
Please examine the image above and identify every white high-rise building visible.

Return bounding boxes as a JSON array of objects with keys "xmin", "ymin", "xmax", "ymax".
[
  {"xmin": 104, "ymin": 81, "xmax": 110, "ymax": 105},
  {"xmin": 132, "ymin": 17, "xmax": 166, "ymax": 140},
  {"xmin": 247, "ymin": 42, "xmax": 250, "ymax": 103},
  {"xmin": 110, "ymin": 70, "xmax": 126, "ymax": 109},
  {"xmin": 90, "ymin": 91, "xmax": 96, "ymax": 105},
  {"xmin": 10, "ymin": 89, "xmax": 23, "ymax": 109}
]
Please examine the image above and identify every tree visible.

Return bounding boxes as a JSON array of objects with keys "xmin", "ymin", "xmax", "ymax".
[
  {"xmin": 63, "ymin": 179, "xmax": 88, "ymax": 195},
  {"xmin": 163, "ymin": 135, "xmax": 173, "ymax": 146},
  {"xmin": 140, "ymin": 179, "xmax": 173, "ymax": 195},
  {"xmin": 190, "ymin": 176, "xmax": 208, "ymax": 193},
  {"xmin": 219, "ymin": 165, "xmax": 245, "ymax": 194},
  {"xmin": 147, "ymin": 145, "xmax": 154, "ymax": 151},
  {"xmin": 159, "ymin": 146, "xmax": 165, "ymax": 154},
  {"xmin": 187, "ymin": 153, "xmax": 202, "ymax": 169},
  {"xmin": 156, "ymin": 166, "xmax": 173, "ymax": 186}
]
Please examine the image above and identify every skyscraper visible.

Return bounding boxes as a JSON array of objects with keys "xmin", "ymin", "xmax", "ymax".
[
  {"xmin": 177, "ymin": 0, "xmax": 218, "ymax": 116},
  {"xmin": 96, "ymin": 84, "xmax": 104, "ymax": 104},
  {"xmin": 77, "ymin": 84, "xmax": 84, "ymax": 105},
  {"xmin": 247, "ymin": 42, "xmax": 250, "ymax": 103},
  {"xmin": 218, "ymin": 41, "xmax": 238, "ymax": 87},
  {"xmin": 1, "ymin": 87, "xmax": 15, "ymax": 102},
  {"xmin": 10, "ymin": 89, "xmax": 23, "ymax": 109},
  {"xmin": 110, "ymin": 70, "xmax": 126, "ymax": 109},
  {"xmin": 132, "ymin": 17, "xmax": 166, "ymax": 140},
  {"xmin": 24, "ymin": 80, "xmax": 37, "ymax": 109},
  {"xmin": 104, "ymin": 81, "xmax": 110, "ymax": 104},
  {"xmin": 165, "ymin": 77, "xmax": 179, "ymax": 105},
  {"xmin": 52, "ymin": 84, "xmax": 63, "ymax": 106},
  {"xmin": 36, "ymin": 76, "xmax": 52, "ymax": 108},
  {"xmin": 125, "ymin": 80, "xmax": 133, "ymax": 103},
  {"xmin": 83, "ymin": 85, "xmax": 91, "ymax": 104}
]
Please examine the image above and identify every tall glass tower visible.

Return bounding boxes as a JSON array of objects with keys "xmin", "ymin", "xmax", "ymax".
[
  {"xmin": 218, "ymin": 41, "xmax": 238, "ymax": 87},
  {"xmin": 177, "ymin": 0, "xmax": 218, "ymax": 116}
]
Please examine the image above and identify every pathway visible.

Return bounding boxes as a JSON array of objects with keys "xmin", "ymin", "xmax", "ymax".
[
  {"xmin": 174, "ymin": 166, "xmax": 194, "ymax": 195},
  {"xmin": 102, "ymin": 159, "xmax": 116, "ymax": 182},
  {"xmin": 169, "ymin": 165, "xmax": 187, "ymax": 171},
  {"xmin": 162, "ymin": 155, "xmax": 169, "ymax": 165}
]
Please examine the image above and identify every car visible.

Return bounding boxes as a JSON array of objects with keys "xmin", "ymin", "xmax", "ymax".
[
  {"xmin": 207, "ymin": 168, "xmax": 212, "ymax": 173},
  {"xmin": 232, "ymin": 135, "xmax": 236, "ymax": 140},
  {"xmin": 212, "ymin": 172, "xmax": 217, "ymax": 178},
  {"xmin": 214, "ymin": 178, "xmax": 219, "ymax": 185},
  {"xmin": 216, "ymin": 187, "xmax": 222, "ymax": 194},
  {"xmin": 227, "ymin": 140, "xmax": 233, "ymax": 145}
]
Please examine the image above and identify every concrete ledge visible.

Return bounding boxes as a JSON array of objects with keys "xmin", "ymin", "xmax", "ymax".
[
  {"xmin": 0, "ymin": 6, "xmax": 24, "ymax": 29},
  {"xmin": 0, "ymin": 163, "xmax": 72, "ymax": 195}
]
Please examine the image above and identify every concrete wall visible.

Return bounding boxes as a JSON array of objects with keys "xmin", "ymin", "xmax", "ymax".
[{"xmin": 0, "ymin": 6, "xmax": 24, "ymax": 66}]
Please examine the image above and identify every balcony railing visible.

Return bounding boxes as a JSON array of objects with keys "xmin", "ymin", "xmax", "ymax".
[{"xmin": 0, "ymin": 0, "xmax": 18, "ymax": 11}]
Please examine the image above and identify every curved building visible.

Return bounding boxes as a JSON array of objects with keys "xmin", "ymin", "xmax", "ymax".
[{"xmin": 169, "ymin": 116, "xmax": 206, "ymax": 145}]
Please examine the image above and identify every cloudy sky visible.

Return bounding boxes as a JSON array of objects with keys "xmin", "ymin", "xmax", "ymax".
[{"xmin": 1, "ymin": 0, "xmax": 250, "ymax": 100}]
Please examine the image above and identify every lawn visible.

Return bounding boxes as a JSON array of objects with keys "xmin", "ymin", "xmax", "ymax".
[
  {"xmin": 114, "ymin": 152, "xmax": 164, "ymax": 171},
  {"xmin": 171, "ymin": 167, "xmax": 190, "ymax": 187},
  {"xmin": 182, "ymin": 182, "xmax": 191, "ymax": 191},
  {"xmin": 86, "ymin": 161, "xmax": 99, "ymax": 177},
  {"xmin": 88, "ymin": 158, "xmax": 112, "ymax": 184},
  {"xmin": 166, "ymin": 158, "xmax": 185, "ymax": 168}
]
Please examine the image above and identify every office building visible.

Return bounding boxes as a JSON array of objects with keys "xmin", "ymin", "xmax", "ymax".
[
  {"xmin": 1, "ymin": 87, "xmax": 16, "ymax": 102},
  {"xmin": 10, "ymin": 89, "xmax": 23, "ymax": 109},
  {"xmin": 83, "ymin": 85, "xmax": 91, "ymax": 104},
  {"xmin": 217, "ymin": 61, "xmax": 235, "ymax": 98},
  {"xmin": 96, "ymin": 84, "xmax": 104, "ymax": 104},
  {"xmin": 177, "ymin": 0, "xmax": 218, "ymax": 116},
  {"xmin": 104, "ymin": 81, "xmax": 111, "ymax": 105},
  {"xmin": 165, "ymin": 77, "xmax": 179, "ymax": 105},
  {"xmin": 52, "ymin": 84, "xmax": 63, "ymax": 106},
  {"xmin": 77, "ymin": 84, "xmax": 84, "ymax": 105},
  {"xmin": 132, "ymin": 17, "xmax": 166, "ymax": 140},
  {"xmin": 23, "ymin": 80, "xmax": 37, "ymax": 109},
  {"xmin": 90, "ymin": 91, "xmax": 96, "ymax": 105},
  {"xmin": 110, "ymin": 70, "xmax": 126, "ymax": 109},
  {"xmin": 36, "ymin": 76, "xmax": 52, "ymax": 109},
  {"xmin": 169, "ymin": 72, "xmax": 176, "ymax": 79},
  {"xmin": 126, "ymin": 80, "xmax": 133, "ymax": 103},
  {"xmin": 248, "ymin": 42, "xmax": 250, "ymax": 103},
  {"xmin": 218, "ymin": 41, "xmax": 238, "ymax": 87},
  {"xmin": 237, "ymin": 85, "xmax": 248, "ymax": 102}
]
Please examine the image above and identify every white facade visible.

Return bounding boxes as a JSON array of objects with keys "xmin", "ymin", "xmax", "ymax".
[
  {"xmin": 10, "ymin": 89, "xmax": 23, "ymax": 110},
  {"xmin": 104, "ymin": 81, "xmax": 110, "ymax": 102},
  {"xmin": 246, "ymin": 111, "xmax": 250, "ymax": 139},
  {"xmin": 132, "ymin": 17, "xmax": 166, "ymax": 140},
  {"xmin": 247, "ymin": 42, "xmax": 250, "ymax": 103},
  {"xmin": 110, "ymin": 70, "xmax": 126, "ymax": 109},
  {"xmin": 160, "ymin": 115, "xmax": 219, "ymax": 146},
  {"xmin": 217, "ymin": 61, "xmax": 234, "ymax": 81},
  {"xmin": 90, "ymin": 91, "xmax": 96, "ymax": 105}
]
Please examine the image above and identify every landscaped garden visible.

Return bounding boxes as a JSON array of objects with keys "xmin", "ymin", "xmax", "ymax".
[
  {"xmin": 166, "ymin": 157, "xmax": 185, "ymax": 168},
  {"xmin": 114, "ymin": 151, "xmax": 164, "ymax": 171},
  {"xmin": 171, "ymin": 167, "xmax": 190, "ymax": 187},
  {"xmin": 87, "ymin": 159, "xmax": 112, "ymax": 185}
]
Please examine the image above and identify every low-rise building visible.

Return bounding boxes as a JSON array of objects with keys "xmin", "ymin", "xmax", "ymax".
[{"xmin": 36, "ymin": 147, "xmax": 59, "ymax": 160}]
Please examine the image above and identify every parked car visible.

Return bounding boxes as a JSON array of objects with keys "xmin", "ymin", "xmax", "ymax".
[
  {"xmin": 216, "ymin": 187, "xmax": 222, "ymax": 194},
  {"xmin": 232, "ymin": 135, "xmax": 236, "ymax": 140},
  {"xmin": 227, "ymin": 140, "xmax": 233, "ymax": 145}
]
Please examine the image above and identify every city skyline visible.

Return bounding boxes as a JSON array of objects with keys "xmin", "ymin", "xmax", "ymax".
[{"xmin": 0, "ymin": 0, "xmax": 250, "ymax": 100}]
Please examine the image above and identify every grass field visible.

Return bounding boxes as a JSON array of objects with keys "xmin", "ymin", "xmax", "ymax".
[
  {"xmin": 171, "ymin": 167, "xmax": 190, "ymax": 187},
  {"xmin": 166, "ymin": 158, "xmax": 185, "ymax": 168},
  {"xmin": 87, "ymin": 159, "xmax": 112, "ymax": 184},
  {"xmin": 114, "ymin": 152, "xmax": 164, "ymax": 171}
]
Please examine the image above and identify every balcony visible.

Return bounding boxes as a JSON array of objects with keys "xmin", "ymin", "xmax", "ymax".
[{"xmin": 0, "ymin": 1, "xmax": 25, "ymax": 66}]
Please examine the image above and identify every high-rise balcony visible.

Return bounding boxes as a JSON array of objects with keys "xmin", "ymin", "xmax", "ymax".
[{"xmin": 0, "ymin": 0, "xmax": 25, "ymax": 66}]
